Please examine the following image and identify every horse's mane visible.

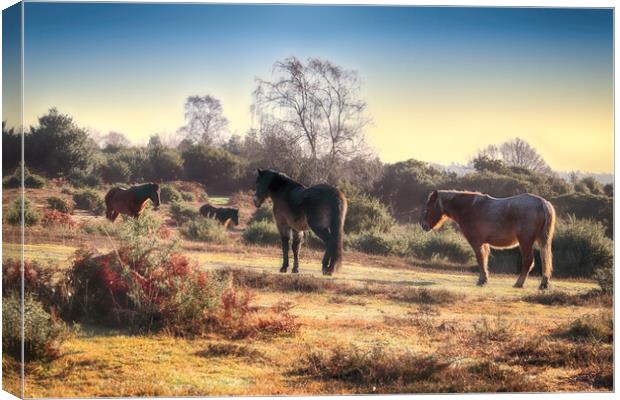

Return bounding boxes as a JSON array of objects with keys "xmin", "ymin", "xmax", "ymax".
[{"xmin": 263, "ymin": 169, "xmax": 304, "ymax": 189}]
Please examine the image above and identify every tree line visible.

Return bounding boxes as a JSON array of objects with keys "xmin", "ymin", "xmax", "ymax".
[{"xmin": 2, "ymin": 56, "xmax": 613, "ymax": 235}]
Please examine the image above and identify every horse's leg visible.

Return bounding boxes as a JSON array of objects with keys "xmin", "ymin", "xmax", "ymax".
[
  {"xmin": 277, "ymin": 222, "xmax": 291, "ymax": 273},
  {"xmin": 537, "ymin": 237, "xmax": 552, "ymax": 290},
  {"xmin": 291, "ymin": 230, "xmax": 303, "ymax": 273},
  {"xmin": 111, "ymin": 211, "xmax": 119, "ymax": 222},
  {"xmin": 311, "ymin": 227, "xmax": 331, "ymax": 275},
  {"xmin": 476, "ymin": 244, "xmax": 491, "ymax": 286},
  {"xmin": 514, "ymin": 241, "xmax": 535, "ymax": 288}
]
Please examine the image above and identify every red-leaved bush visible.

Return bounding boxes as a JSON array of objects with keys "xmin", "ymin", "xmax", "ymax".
[{"xmin": 42, "ymin": 209, "xmax": 76, "ymax": 229}]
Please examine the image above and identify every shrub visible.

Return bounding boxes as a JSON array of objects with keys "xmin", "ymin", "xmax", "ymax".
[
  {"xmin": 46, "ymin": 196, "xmax": 72, "ymax": 213},
  {"xmin": 552, "ymin": 216, "xmax": 613, "ymax": 278},
  {"xmin": 344, "ymin": 190, "xmax": 394, "ymax": 234},
  {"xmin": 42, "ymin": 209, "xmax": 76, "ymax": 229},
  {"xmin": 180, "ymin": 191, "xmax": 195, "ymax": 202},
  {"xmin": 243, "ymin": 221, "xmax": 280, "ymax": 246},
  {"xmin": 67, "ymin": 168, "xmax": 102, "ymax": 188},
  {"xmin": 248, "ymin": 203, "xmax": 274, "ymax": 224},
  {"xmin": 5, "ymin": 198, "xmax": 40, "ymax": 226},
  {"xmin": 160, "ymin": 184, "xmax": 182, "ymax": 204},
  {"xmin": 73, "ymin": 190, "xmax": 105, "ymax": 216},
  {"xmin": 80, "ymin": 219, "xmax": 120, "ymax": 237},
  {"xmin": 552, "ymin": 193, "xmax": 612, "ymax": 237},
  {"xmin": 2, "ymin": 259, "xmax": 59, "ymax": 307},
  {"xmin": 100, "ymin": 158, "xmax": 131, "ymax": 183},
  {"xmin": 2, "ymin": 292, "xmax": 68, "ymax": 360},
  {"xmin": 2, "ymin": 166, "xmax": 46, "ymax": 189},
  {"xmin": 169, "ymin": 201, "xmax": 200, "ymax": 225},
  {"xmin": 294, "ymin": 342, "xmax": 448, "ymax": 387},
  {"xmin": 523, "ymin": 289, "xmax": 612, "ymax": 308},
  {"xmin": 346, "ymin": 230, "xmax": 397, "ymax": 256},
  {"xmin": 181, "ymin": 217, "xmax": 229, "ymax": 244},
  {"xmin": 556, "ymin": 312, "xmax": 613, "ymax": 343},
  {"xmin": 398, "ymin": 225, "xmax": 474, "ymax": 264}
]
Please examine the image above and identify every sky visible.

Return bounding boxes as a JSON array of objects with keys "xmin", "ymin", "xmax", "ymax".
[{"xmin": 3, "ymin": 4, "xmax": 614, "ymax": 173}]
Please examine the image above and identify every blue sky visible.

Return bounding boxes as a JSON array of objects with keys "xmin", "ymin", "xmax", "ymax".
[{"xmin": 3, "ymin": 4, "xmax": 614, "ymax": 171}]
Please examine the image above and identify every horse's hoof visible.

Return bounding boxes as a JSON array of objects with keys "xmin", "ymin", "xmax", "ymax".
[
  {"xmin": 279, "ymin": 267, "xmax": 288, "ymax": 273},
  {"xmin": 513, "ymin": 283, "xmax": 524, "ymax": 289},
  {"xmin": 538, "ymin": 283, "xmax": 549, "ymax": 290},
  {"xmin": 292, "ymin": 268, "xmax": 299, "ymax": 274},
  {"xmin": 476, "ymin": 280, "xmax": 487, "ymax": 287}
]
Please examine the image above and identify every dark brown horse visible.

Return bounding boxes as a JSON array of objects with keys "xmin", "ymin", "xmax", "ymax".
[
  {"xmin": 420, "ymin": 190, "xmax": 556, "ymax": 289},
  {"xmin": 104, "ymin": 183, "xmax": 160, "ymax": 222},
  {"xmin": 253, "ymin": 169, "xmax": 348, "ymax": 275},
  {"xmin": 199, "ymin": 204, "xmax": 239, "ymax": 228}
]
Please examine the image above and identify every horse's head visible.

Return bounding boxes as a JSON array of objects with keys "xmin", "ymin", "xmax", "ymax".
[
  {"xmin": 231, "ymin": 209, "xmax": 239, "ymax": 226},
  {"xmin": 253, "ymin": 168, "xmax": 274, "ymax": 207},
  {"xmin": 420, "ymin": 190, "xmax": 447, "ymax": 231},
  {"xmin": 150, "ymin": 183, "xmax": 161, "ymax": 210}
]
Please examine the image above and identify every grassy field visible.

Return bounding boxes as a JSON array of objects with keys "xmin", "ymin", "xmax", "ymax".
[{"xmin": 2, "ymin": 186, "xmax": 613, "ymax": 396}]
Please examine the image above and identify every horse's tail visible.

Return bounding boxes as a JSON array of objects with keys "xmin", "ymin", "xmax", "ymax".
[
  {"xmin": 539, "ymin": 199, "xmax": 556, "ymax": 282},
  {"xmin": 328, "ymin": 191, "xmax": 348, "ymax": 274}
]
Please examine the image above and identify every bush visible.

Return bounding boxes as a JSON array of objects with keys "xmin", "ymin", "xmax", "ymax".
[
  {"xmin": 243, "ymin": 221, "xmax": 280, "ymax": 246},
  {"xmin": 180, "ymin": 191, "xmax": 195, "ymax": 202},
  {"xmin": 160, "ymin": 184, "xmax": 182, "ymax": 204},
  {"xmin": 344, "ymin": 189, "xmax": 394, "ymax": 234},
  {"xmin": 552, "ymin": 216, "xmax": 613, "ymax": 278},
  {"xmin": 346, "ymin": 230, "xmax": 397, "ymax": 256},
  {"xmin": 42, "ymin": 209, "xmax": 76, "ymax": 229},
  {"xmin": 398, "ymin": 225, "xmax": 473, "ymax": 264},
  {"xmin": 66, "ymin": 168, "xmax": 102, "ymax": 188},
  {"xmin": 169, "ymin": 201, "xmax": 200, "ymax": 225},
  {"xmin": 248, "ymin": 203, "xmax": 274, "ymax": 224},
  {"xmin": 552, "ymin": 193, "xmax": 612, "ymax": 237},
  {"xmin": 2, "ymin": 292, "xmax": 68, "ymax": 360},
  {"xmin": 556, "ymin": 312, "xmax": 613, "ymax": 343},
  {"xmin": 2, "ymin": 166, "xmax": 46, "ymax": 189},
  {"xmin": 73, "ymin": 190, "xmax": 105, "ymax": 216},
  {"xmin": 100, "ymin": 158, "xmax": 131, "ymax": 183},
  {"xmin": 5, "ymin": 198, "xmax": 40, "ymax": 226},
  {"xmin": 46, "ymin": 196, "xmax": 72, "ymax": 213},
  {"xmin": 181, "ymin": 217, "xmax": 229, "ymax": 244},
  {"xmin": 182, "ymin": 144, "xmax": 246, "ymax": 192},
  {"xmin": 2, "ymin": 259, "xmax": 59, "ymax": 307},
  {"xmin": 80, "ymin": 219, "xmax": 120, "ymax": 237}
]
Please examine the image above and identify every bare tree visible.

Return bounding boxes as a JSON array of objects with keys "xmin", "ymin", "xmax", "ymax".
[
  {"xmin": 100, "ymin": 131, "xmax": 131, "ymax": 148},
  {"xmin": 253, "ymin": 56, "xmax": 371, "ymax": 183},
  {"xmin": 499, "ymin": 138, "xmax": 551, "ymax": 173},
  {"xmin": 472, "ymin": 138, "xmax": 551, "ymax": 174},
  {"xmin": 178, "ymin": 95, "xmax": 229, "ymax": 145}
]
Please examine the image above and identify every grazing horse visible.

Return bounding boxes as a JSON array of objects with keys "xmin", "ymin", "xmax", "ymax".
[
  {"xmin": 104, "ymin": 183, "xmax": 160, "ymax": 222},
  {"xmin": 199, "ymin": 204, "xmax": 239, "ymax": 228},
  {"xmin": 420, "ymin": 190, "xmax": 556, "ymax": 289},
  {"xmin": 253, "ymin": 168, "xmax": 348, "ymax": 275}
]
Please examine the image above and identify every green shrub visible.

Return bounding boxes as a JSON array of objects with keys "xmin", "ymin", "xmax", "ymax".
[
  {"xmin": 243, "ymin": 221, "xmax": 280, "ymax": 246},
  {"xmin": 67, "ymin": 168, "xmax": 102, "ymax": 188},
  {"xmin": 180, "ymin": 191, "xmax": 196, "ymax": 202},
  {"xmin": 552, "ymin": 216, "xmax": 613, "ymax": 278},
  {"xmin": 80, "ymin": 219, "xmax": 120, "ymax": 237},
  {"xmin": 181, "ymin": 217, "xmax": 229, "ymax": 244},
  {"xmin": 46, "ymin": 196, "xmax": 72, "ymax": 213},
  {"xmin": 5, "ymin": 198, "xmax": 40, "ymax": 226},
  {"xmin": 345, "ymin": 191, "xmax": 394, "ymax": 234},
  {"xmin": 556, "ymin": 312, "xmax": 613, "ymax": 343},
  {"xmin": 249, "ymin": 203, "xmax": 274, "ymax": 224},
  {"xmin": 2, "ymin": 292, "xmax": 68, "ymax": 360},
  {"xmin": 160, "ymin": 184, "xmax": 182, "ymax": 204},
  {"xmin": 346, "ymin": 230, "xmax": 398, "ymax": 255},
  {"xmin": 73, "ymin": 190, "xmax": 105, "ymax": 216},
  {"xmin": 2, "ymin": 166, "xmax": 46, "ymax": 189},
  {"xmin": 169, "ymin": 201, "xmax": 200, "ymax": 225},
  {"xmin": 399, "ymin": 225, "xmax": 474, "ymax": 264}
]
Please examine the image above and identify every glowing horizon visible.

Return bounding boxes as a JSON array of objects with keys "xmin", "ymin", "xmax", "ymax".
[{"xmin": 3, "ymin": 4, "xmax": 613, "ymax": 173}]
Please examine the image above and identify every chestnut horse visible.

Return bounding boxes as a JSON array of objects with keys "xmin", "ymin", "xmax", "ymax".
[
  {"xmin": 420, "ymin": 190, "xmax": 556, "ymax": 289},
  {"xmin": 104, "ymin": 183, "xmax": 160, "ymax": 222},
  {"xmin": 253, "ymin": 168, "xmax": 348, "ymax": 275},
  {"xmin": 199, "ymin": 204, "xmax": 239, "ymax": 228}
]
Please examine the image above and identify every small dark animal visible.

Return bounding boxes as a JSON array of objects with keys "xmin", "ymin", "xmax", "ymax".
[
  {"xmin": 104, "ymin": 183, "xmax": 160, "ymax": 222},
  {"xmin": 420, "ymin": 190, "xmax": 556, "ymax": 290},
  {"xmin": 253, "ymin": 168, "xmax": 348, "ymax": 275},
  {"xmin": 199, "ymin": 204, "xmax": 239, "ymax": 228}
]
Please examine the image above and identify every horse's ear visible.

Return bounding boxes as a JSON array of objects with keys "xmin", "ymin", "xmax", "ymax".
[{"xmin": 257, "ymin": 168, "xmax": 263, "ymax": 175}]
